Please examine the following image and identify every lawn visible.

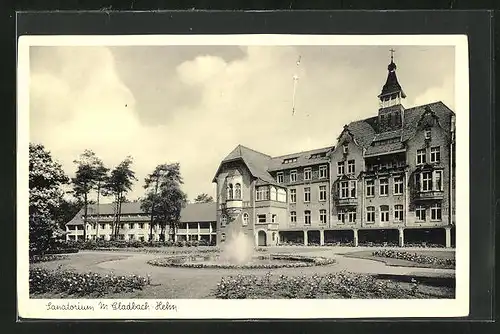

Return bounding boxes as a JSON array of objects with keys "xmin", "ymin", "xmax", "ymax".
[
  {"xmin": 29, "ymin": 248, "xmax": 455, "ymax": 299},
  {"xmin": 342, "ymin": 250, "xmax": 456, "ymax": 269}
]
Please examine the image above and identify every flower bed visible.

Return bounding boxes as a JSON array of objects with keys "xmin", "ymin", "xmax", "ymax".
[
  {"xmin": 372, "ymin": 250, "xmax": 455, "ymax": 267},
  {"xmin": 30, "ymin": 254, "xmax": 69, "ymax": 263},
  {"xmin": 44, "ymin": 248, "xmax": 79, "ymax": 255},
  {"xmin": 213, "ymin": 271, "xmax": 433, "ymax": 299},
  {"xmin": 147, "ymin": 254, "xmax": 336, "ymax": 269},
  {"xmin": 29, "ymin": 267, "xmax": 151, "ymax": 297}
]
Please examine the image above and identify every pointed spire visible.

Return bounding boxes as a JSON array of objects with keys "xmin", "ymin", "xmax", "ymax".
[{"xmin": 379, "ymin": 49, "xmax": 406, "ymax": 100}]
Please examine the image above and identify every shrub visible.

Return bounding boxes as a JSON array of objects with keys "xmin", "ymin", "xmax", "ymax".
[
  {"xmin": 372, "ymin": 250, "xmax": 455, "ymax": 267},
  {"xmin": 30, "ymin": 254, "xmax": 69, "ymax": 263},
  {"xmin": 29, "ymin": 267, "xmax": 150, "ymax": 297},
  {"xmin": 213, "ymin": 271, "xmax": 416, "ymax": 299},
  {"xmin": 44, "ymin": 248, "xmax": 79, "ymax": 255}
]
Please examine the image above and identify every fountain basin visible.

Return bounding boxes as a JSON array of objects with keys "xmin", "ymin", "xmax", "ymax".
[{"xmin": 147, "ymin": 254, "xmax": 336, "ymax": 269}]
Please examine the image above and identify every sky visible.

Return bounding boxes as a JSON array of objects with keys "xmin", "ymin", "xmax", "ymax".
[{"xmin": 29, "ymin": 44, "xmax": 455, "ymax": 203}]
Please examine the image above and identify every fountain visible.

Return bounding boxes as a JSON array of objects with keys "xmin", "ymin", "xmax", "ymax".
[
  {"xmin": 219, "ymin": 231, "xmax": 255, "ymax": 265},
  {"xmin": 147, "ymin": 229, "xmax": 336, "ymax": 269}
]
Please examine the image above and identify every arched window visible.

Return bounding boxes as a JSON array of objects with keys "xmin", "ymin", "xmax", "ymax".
[
  {"xmin": 227, "ymin": 184, "xmax": 233, "ymax": 200},
  {"xmin": 235, "ymin": 183, "xmax": 241, "ymax": 199},
  {"xmin": 242, "ymin": 213, "xmax": 249, "ymax": 226}
]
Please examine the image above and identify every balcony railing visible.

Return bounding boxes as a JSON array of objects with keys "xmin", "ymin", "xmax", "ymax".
[{"xmin": 414, "ymin": 191, "xmax": 444, "ymax": 200}]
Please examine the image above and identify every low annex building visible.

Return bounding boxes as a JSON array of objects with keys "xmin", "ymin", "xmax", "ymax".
[
  {"xmin": 65, "ymin": 202, "xmax": 217, "ymax": 243},
  {"xmin": 212, "ymin": 55, "xmax": 456, "ymax": 248}
]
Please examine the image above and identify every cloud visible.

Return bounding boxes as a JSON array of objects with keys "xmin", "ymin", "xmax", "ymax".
[{"xmin": 29, "ymin": 45, "xmax": 456, "ymax": 204}]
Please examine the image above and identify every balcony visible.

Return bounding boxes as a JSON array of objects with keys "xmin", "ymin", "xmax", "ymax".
[
  {"xmin": 336, "ymin": 197, "xmax": 358, "ymax": 206},
  {"xmin": 414, "ymin": 191, "xmax": 444, "ymax": 201},
  {"xmin": 225, "ymin": 198, "xmax": 242, "ymax": 209}
]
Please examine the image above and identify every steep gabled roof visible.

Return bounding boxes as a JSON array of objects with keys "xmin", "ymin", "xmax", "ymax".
[
  {"xmin": 213, "ymin": 144, "xmax": 277, "ymax": 185},
  {"xmin": 65, "ymin": 202, "xmax": 217, "ymax": 226},
  {"xmin": 342, "ymin": 101, "xmax": 454, "ymax": 156}
]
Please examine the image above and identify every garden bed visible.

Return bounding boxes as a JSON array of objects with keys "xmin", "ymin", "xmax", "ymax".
[
  {"xmin": 29, "ymin": 267, "xmax": 151, "ymax": 298},
  {"xmin": 213, "ymin": 271, "xmax": 454, "ymax": 299},
  {"xmin": 344, "ymin": 250, "xmax": 455, "ymax": 269},
  {"xmin": 147, "ymin": 254, "xmax": 336, "ymax": 269},
  {"xmin": 30, "ymin": 254, "xmax": 70, "ymax": 263}
]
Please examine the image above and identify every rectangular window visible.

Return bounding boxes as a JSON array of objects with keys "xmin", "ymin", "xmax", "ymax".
[
  {"xmin": 431, "ymin": 203, "xmax": 442, "ymax": 221},
  {"xmin": 256, "ymin": 186, "xmax": 270, "ymax": 201},
  {"xmin": 422, "ymin": 172, "xmax": 432, "ymax": 191},
  {"xmin": 416, "ymin": 206, "xmax": 426, "ymax": 221},
  {"xmin": 394, "ymin": 205, "xmax": 404, "ymax": 221},
  {"xmin": 100, "ymin": 223, "xmax": 105, "ymax": 230},
  {"xmin": 366, "ymin": 207, "xmax": 375, "ymax": 223},
  {"xmin": 380, "ymin": 178, "xmax": 389, "ymax": 196},
  {"xmin": 350, "ymin": 180, "xmax": 356, "ymax": 198},
  {"xmin": 337, "ymin": 211, "xmax": 346, "ymax": 224},
  {"xmin": 290, "ymin": 189, "xmax": 297, "ymax": 203},
  {"xmin": 394, "ymin": 176, "xmax": 404, "ymax": 195},
  {"xmin": 366, "ymin": 179, "xmax": 375, "ymax": 197},
  {"xmin": 319, "ymin": 185, "xmax": 327, "ymax": 201},
  {"xmin": 257, "ymin": 214, "xmax": 266, "ymax": 223},
  {"xmin": 340, "ymin": 181, "xmax": 349, "ymax": 198},
  {"xmin": 343, "ymin": 145, "xmax": 348, "ymax": 154},
  {"xmin": 272, "ymin": 214, "xmax": 277, "ymax": 223},
  {"xmin": 319, "ymin": 165, "xmax": 328, "ymax": 179},
  {"xmin": 380, "ymin": 206, "xmax": 389, "ymax": 222},
  {"xmin": 290, "ymin": 211, "xmax": 297, "ymax": 223},
  {"xmin": 430, "ymin": 146, "xmax": 441, "ymax": 163},
  {"xmin": 304, "ymin": 168, "xmax": 312, "ymax": 181},
  {"xmin": 337, "ymin": 161, "xmax": 345, "ymax": 175},
  {"xmin": 304, "ymin": 187, "xmax": 311, "ymax": 202},
  {"xmin": 290, "ymin": 170, "xmax": 297, "ymax": 182},
  {"xmin": 347, "ymin": 160, "xmax": 355, "ymax": 174},
  {"xmin": 304, "ymin": 211, "xmax": 311, "ymax": 225},
  {"xmin": 128, "ymin": 234, "xmax": 134, "ymax": 241},
  {"xmin": 433, "ymin": 170, "xmax": 443, "ymax": 191},
  {"xmin": 348, "ymin": 211, "xmax": 356, "ymax": 223},
  {"xmin": 417, "ymin": 149, "xmax": 426, "ymax": 165},
  {"xmin": 277, "ymin": 172, "xmax": 284, "ymax": 183},
  {"xmin": 319, "ymin": 210, "xmax": 327, "ymax": 224},
  {"xmin": 139, "ymin": 223, "xmax": 144, "ymax": 229}
]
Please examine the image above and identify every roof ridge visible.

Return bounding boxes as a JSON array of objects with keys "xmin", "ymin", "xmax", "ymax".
[{"xmin": 238, "ymin": 144, "xmax": 272, "ymax": 158}]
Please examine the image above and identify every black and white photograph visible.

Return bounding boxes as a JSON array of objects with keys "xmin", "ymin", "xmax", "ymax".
[{"xmin": 17, "ymin": 34, "xmax": 469, "ymax": 319}]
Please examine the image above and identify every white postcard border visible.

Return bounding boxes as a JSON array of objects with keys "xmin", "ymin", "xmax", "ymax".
[{"xmin": 17, "ymin": 34, "xmax": 469, "ymax": 319}]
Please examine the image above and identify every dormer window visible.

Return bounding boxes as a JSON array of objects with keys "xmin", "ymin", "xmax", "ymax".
[
  {"xmin": 283, "ymin": 157, "xmax": 298, "ymax": 164},
  {"xmin": 310, "ymin": 152, "xmax": 326, "ymax": 159}
]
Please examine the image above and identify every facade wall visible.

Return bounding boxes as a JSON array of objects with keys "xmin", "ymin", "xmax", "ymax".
[
  {"xmin": 406, "ymin": 122, "xmax": 451, "ymax": 228},
  {"xmin": 215, "ymin": 161, "xmax": 255, "ymax": 245},
  {"xmin": 330, "ymin": 132, "xmax": 365, "ymax": 229}
]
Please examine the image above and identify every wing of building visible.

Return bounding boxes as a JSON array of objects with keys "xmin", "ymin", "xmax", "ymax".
[
  {"xmin": 65, "ymin": 202, "xmax": 217, "ymax": 243},
  {"xmin": 213, "ymin": 54, "xmax": 456, "ymax": 248}
]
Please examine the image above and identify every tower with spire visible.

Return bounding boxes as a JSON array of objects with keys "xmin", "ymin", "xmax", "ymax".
[{"xmin": 377, "ymin": 49, "xmax": 406, "ymax": 132}]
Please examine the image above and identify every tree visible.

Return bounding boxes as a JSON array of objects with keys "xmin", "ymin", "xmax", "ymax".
[
  {"xmin": 194, "ymin": 193, "xmax": 214, "ymax": 203},
  {"xmin": 72, "ymin": 150, "xmax": 109, "ymax": 241},
  {"xmin": 29, "ymin": 143, "xmax": 69, "ymax": 254},
  {"xmin": 92, "ymin": 158, "xmax": 109, "ymax": 241},
  {"xmin": 103, "ymin": 157, "xmax": 137, "ymax": 239},
  {"xmin": 141, "ymin": 163, "xmax": 187, "ymax": 242}
]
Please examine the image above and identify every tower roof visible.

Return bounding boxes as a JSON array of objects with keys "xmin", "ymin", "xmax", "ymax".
[{"xmin": 379, "ymin": 50, "xmax": 406, "ymax": 99}]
